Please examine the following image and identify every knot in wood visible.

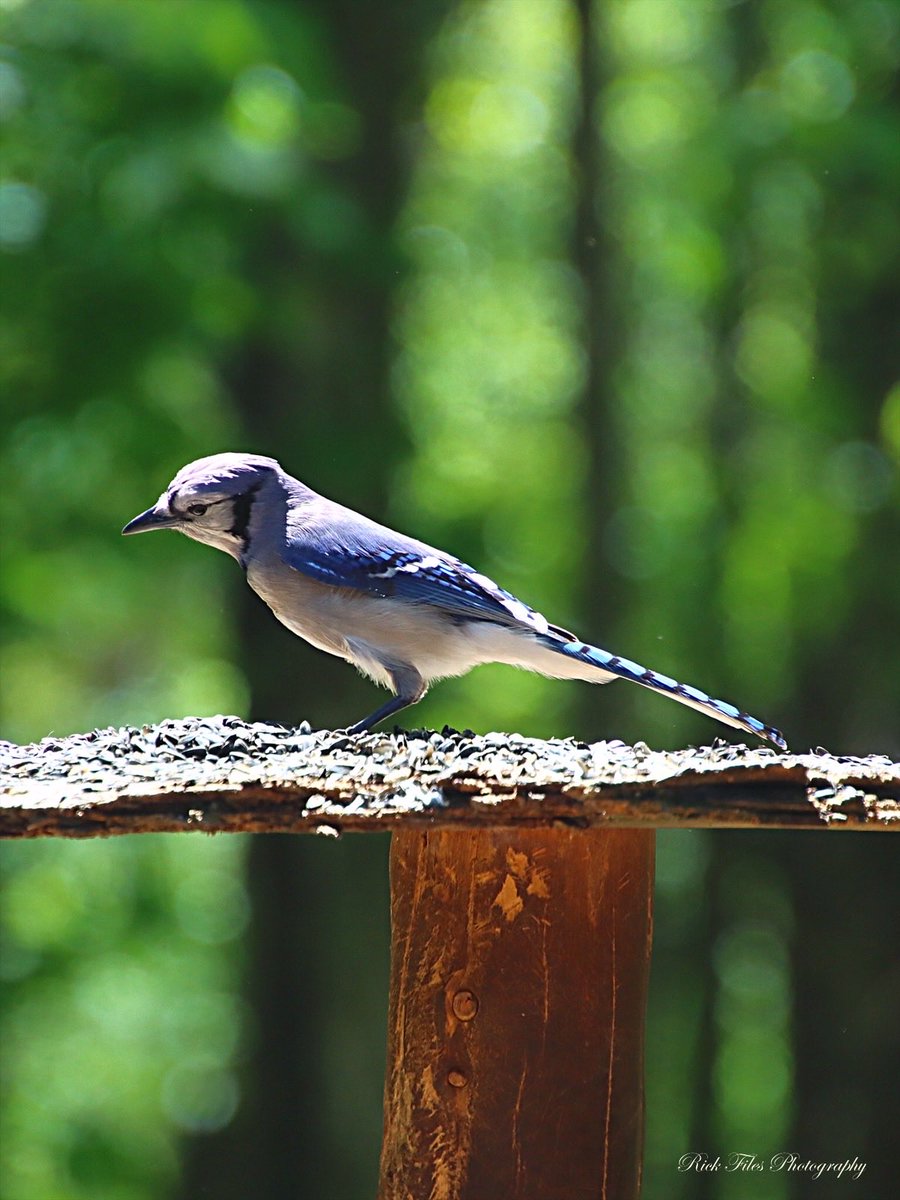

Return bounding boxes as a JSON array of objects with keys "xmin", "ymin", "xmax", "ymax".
[
  {"xmin": 447, "ymin": 1069, "xmax": 468, "ymax": 1089},
  {"xmin": 451, "ymin": 989, "xmax": 479, "ymax": 1021}
]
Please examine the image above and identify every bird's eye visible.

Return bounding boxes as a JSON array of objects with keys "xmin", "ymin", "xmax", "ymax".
[{"xmin": 187, "ymin": 503, "xmax": 208, "ymax": 516}]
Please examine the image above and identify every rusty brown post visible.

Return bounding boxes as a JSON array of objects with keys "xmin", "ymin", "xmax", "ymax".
[{"xmin": 378, "ymin": 826, "xmax": 655, "ymax": 1200}]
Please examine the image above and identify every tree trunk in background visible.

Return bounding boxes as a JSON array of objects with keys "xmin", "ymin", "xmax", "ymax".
[
  {"xmin": 689, "ymin": 834, "xmax": 734, "ymax": 1200},
  {"xmin": 789, "ymin": 836, "xmax": 900, "ymax": 1200},
  {"xmin": 179, "ymin": 6, "xmax": 449, "ymax": 1199},
  {"xmin": 176, "ymin": 832, "xmax": 393, "ymax": 1200},
  {"xmin": 572, "ymin": 0, "xmax": 626, "ymax": 746},
  {"xmin": 233, "ymin": 0, "xmax": 450, "ymax": 732}
]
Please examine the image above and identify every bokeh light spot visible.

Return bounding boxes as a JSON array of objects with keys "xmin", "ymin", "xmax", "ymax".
[
  {"xmin": 780, "ymin": 49, "xmax": 855, "ymax": 122},
  {"xmin": 824, "ymin": 440, "xmax": 895, "ymax": 513},
  {"xmin": 428, "ymin": 78, "xmax": 549, "ymax": 157},
  {"xmin": 0, "ymin": 181, "xmax": 47, "ymax": 249},
  {"xmin": 604, "ymin": 75, "xmax": 706, "ymax": 164},
  {"xmin": 161, "ymin": 1060, "xmax": 239, "ymax": 1133},
  {"xmin": 228, "ymin": 63, "xmax": 303, "ymax": 146},
  {"xmin": 611, "ymin": 0, "xmax": 704, "ymax": 63},
  {"xmin": 0, "ymin": 60, "xmax": 26, "ymax": 118},
  {"xmin": 735, "ymin": 305, "xmax": 813, "ymax": 401}
]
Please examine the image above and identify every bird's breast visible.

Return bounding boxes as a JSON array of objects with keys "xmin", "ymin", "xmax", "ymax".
[
  {"xmin": 245, "ymin": 560, "xmax": 355, "ymax": 659},
  {"xmin": 243, "ymin": 557, "xmax": 526, "ymax": 681}
]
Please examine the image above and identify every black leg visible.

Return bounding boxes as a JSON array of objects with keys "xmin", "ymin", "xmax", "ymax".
[
  {"xmin": 347, "ymin": 693, "xmax": 417, "ymax": 733},
  {"xmin": 346, "ymin": 666, "xmax": 426, "ymax": 734}
]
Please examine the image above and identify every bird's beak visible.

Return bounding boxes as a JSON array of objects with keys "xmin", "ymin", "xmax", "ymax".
[{"xmin": 122, "ymin": 504, "xmax": 179, "ymax": 535}]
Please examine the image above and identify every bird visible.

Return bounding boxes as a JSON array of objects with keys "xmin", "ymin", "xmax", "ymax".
[{"xmin": 122, "ymin": 452, "xmax": 787, "ymax": 749}]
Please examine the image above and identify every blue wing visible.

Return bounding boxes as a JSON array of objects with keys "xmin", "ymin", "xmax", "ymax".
[
  {"xmin": 281, "ymin": 504, "xmax": 553, "ymax": 634},
  {"xmin": 281, "ymin": 499, "xmax": 787, "ymax": 748}
]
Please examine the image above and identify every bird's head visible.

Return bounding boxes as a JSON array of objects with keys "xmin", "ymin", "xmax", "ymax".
[{"xmin": 122, "ymin": 452, "xmax": 282, "ymax": 559}]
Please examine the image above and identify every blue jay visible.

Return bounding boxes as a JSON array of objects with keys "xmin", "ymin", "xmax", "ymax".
[{"xmin": 123, "ymin": 453, "xmax": 786, "ymax": 748}]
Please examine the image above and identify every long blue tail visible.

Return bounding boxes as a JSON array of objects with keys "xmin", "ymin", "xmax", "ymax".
[{"xmin": 540, "ymin": 633, "xmax": 787, "ymax": 750}]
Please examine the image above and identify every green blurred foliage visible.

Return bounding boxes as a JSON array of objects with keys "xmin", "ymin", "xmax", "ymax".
[
  {"xmin": 392, "ymin": 0, "xmax": 588, "ymax": 737},
  {"xmin": 1, "ymin": 0, "xmax": 898, "ymax": 1198},
  {"xmin": 1, "ymin": 835, "xmax": 247, "ymax": 1200},
  {"xmin": 1, "ymin": 1, "xmax": 386, "ymax": 1197},
  {"xmin": 596, "ymin": 0, "xmax": 899, "ymax": 752},
  {"xmin": 590, "ymin": 5, "xmax": 899, "ymax": 1197}
]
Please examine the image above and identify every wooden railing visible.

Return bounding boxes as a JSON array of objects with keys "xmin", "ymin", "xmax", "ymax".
[{"xmin": 2, "ymin": 717, "xmax": 897, "ymax": 1199}]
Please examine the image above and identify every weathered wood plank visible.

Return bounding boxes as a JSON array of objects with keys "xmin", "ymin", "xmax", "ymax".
[{"xmin": 1, "ymin": 717, "xmax": 897, "ymax": 836}]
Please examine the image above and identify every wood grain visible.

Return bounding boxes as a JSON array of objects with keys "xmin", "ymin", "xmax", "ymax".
[{"xmin": 378, "ymin": 826, "xmax": 655, "ymax": 1200}]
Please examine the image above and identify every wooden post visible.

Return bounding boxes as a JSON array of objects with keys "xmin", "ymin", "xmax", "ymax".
[{"xmin": 378, "ymin": 826, "xmax": 655, "ymax": 1200}]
